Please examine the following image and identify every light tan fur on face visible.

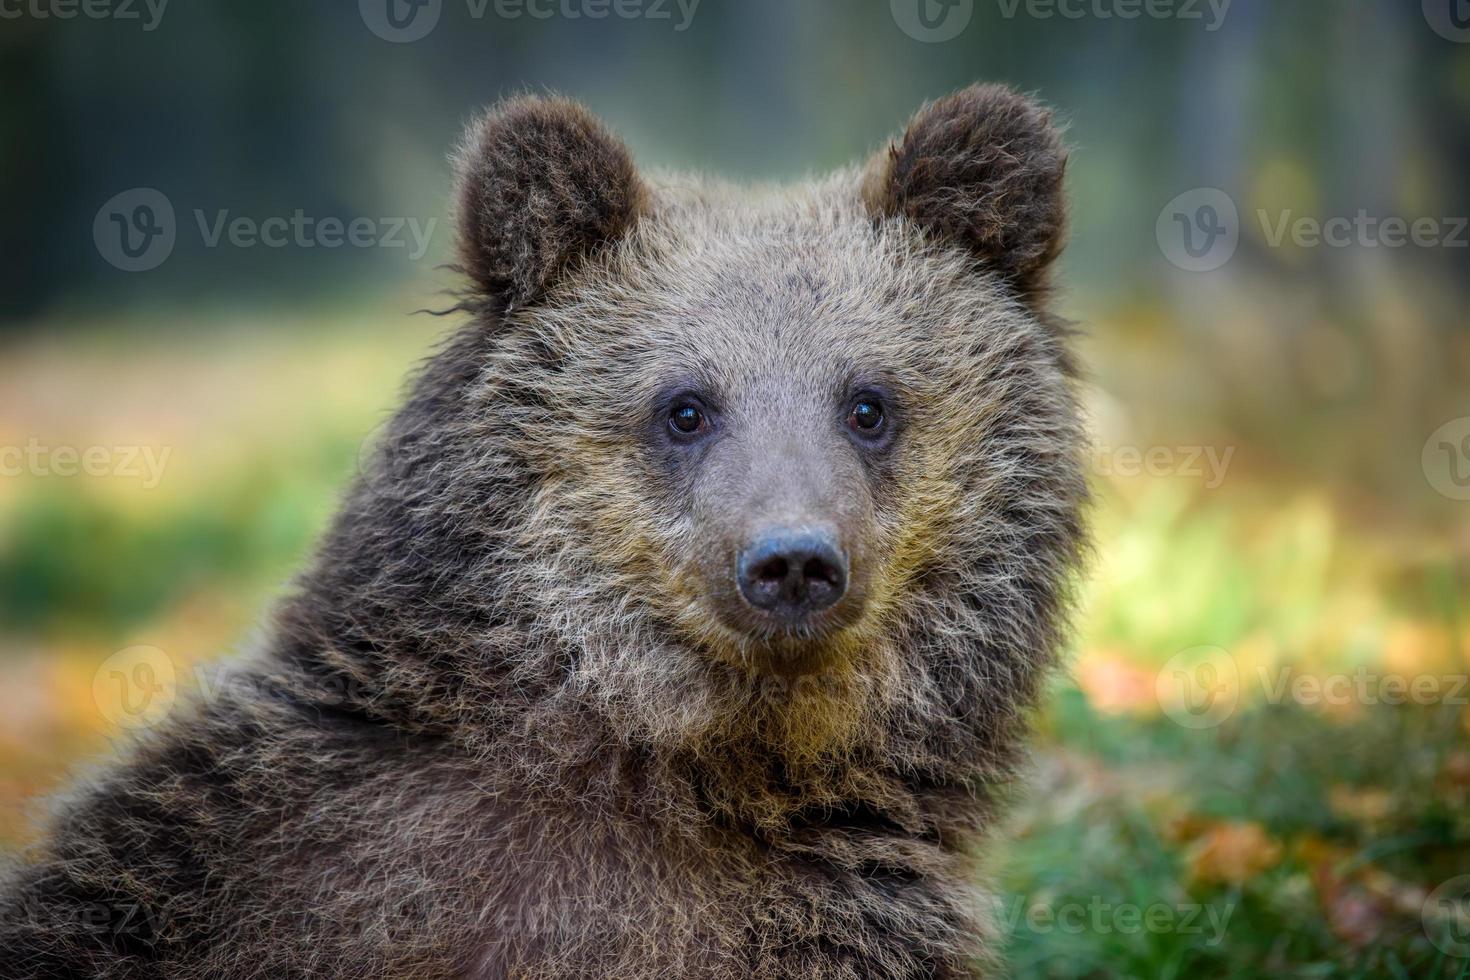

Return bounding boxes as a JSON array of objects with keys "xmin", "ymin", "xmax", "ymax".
[{"xmin": 495, "ymin": 172, "xmax": 1081, "ymax": 764}]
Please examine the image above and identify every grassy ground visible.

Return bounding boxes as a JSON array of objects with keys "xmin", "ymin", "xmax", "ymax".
[{"xmin": 0, "ymin": 309, "xmax": 1466, "ymax": 976}]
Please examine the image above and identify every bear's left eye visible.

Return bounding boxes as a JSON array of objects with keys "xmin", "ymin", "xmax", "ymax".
[
  {"xmin": 847, "ymin": 397, "xmax": 885, "ymax": 436},
  {"xmin": 668, "ymin": 402, "xmax": 707, "ymax": 437}
]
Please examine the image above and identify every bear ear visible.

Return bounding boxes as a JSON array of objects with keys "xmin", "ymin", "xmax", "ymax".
[
  {"xmin": 862, "ymin": 84, "xmax": 1068, "ymax": 302},
  {"xmin": 453, "ymin": 95, "xmax": 647, "ymax": 307}
]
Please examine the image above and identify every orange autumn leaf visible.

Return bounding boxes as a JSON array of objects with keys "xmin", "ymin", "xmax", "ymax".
[
  {"xmin": 1187, "ymin": 821, "xmax": 1283, "ymax": 885},
  {"xmin": 1074, "ymin": 649, "xmax": 1158, "ymax": 715},
  {"xmin": 1327, "ymin": 785, "xmax": 1394, "ymax": 824},
  {"xmin": 1162, "ymin": 812, "xmax": 1213, "ymax": 845},
  {"xmin": 1299, "ymin": 833, "xmax": 1429, "ymax": 949},
  {"xmin": 1440, "ymin": 751, "xmax": 1470, "ymax": 791}
]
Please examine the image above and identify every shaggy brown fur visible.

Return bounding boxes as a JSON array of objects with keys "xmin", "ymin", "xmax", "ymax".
[
  {"xmin": 455, "ymin": 96, "xmax": 647, "ymax": 306},
  {"xmin": 862, "ymin": 84, "xmax": 1069, "ymax": 304},
  {"xmin": 0, "ymin": 83, "xmax": 1087, "ymax": 979}
]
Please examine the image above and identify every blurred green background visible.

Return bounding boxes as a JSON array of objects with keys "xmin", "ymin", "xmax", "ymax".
[{"xmin": 3, "ymin": 1, "xmax": 1469, "ymax": 975}]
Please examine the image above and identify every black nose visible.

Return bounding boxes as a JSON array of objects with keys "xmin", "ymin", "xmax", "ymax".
[{"xmin": 737, "ymin": 528, "xmax": 848, "ymax": 617}]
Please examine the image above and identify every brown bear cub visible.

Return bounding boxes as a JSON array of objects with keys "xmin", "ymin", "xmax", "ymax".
[{"xmin": 1, "ymin": 84, "xmax": 1086, "ymax": 978}]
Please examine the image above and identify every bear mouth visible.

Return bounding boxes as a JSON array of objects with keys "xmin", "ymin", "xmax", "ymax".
[{"xmin": 703, "ymin": 593, "xmax": 873, "ymax": 676}]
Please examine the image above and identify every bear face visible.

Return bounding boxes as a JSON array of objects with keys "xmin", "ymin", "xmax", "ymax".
[{"xmin": 413, "ymin": 87, "xmax": 1088, "ymax": 770}]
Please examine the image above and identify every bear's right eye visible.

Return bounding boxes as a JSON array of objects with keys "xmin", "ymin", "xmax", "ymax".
[{"xmin": 668, "ymin": 402, "xmax": 707, "ymax": 437}]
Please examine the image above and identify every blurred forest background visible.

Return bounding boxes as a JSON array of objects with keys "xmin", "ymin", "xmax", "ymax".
[{"xmin": 2, "ymin": 1, "xmax": 1469, "ymax": 975}]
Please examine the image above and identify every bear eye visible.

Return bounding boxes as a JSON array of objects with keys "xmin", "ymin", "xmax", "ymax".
[
  {"xmin": 847, "ymin": 397, "xmax": 885, "ymax": 435},
  {"xmin": 668, "ymin": 402, "xmax": 707, "ymax": 437}
]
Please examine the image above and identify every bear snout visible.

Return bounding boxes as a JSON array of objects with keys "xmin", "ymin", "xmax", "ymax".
[{"xmin": 736, "ymin": 527, "xmax": 848, "ymax": 618}]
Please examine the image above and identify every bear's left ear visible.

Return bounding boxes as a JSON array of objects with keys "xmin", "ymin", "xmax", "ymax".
[
  {"xmin": 454, "ymin": 94, "xmax": 647, "ymax": 308},
  {"xmin": 862, "ymin": 84, "xmax": 1068, "ymax": 302}
]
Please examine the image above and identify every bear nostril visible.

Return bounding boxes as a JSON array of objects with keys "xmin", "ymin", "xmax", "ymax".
[
  {"xmin": 756, "ymin": 557, "xmax": 789, "ymax": 583},
  {"xmin": 736, "ymin": 529, "xmax": 848, "ymax": 618},
  {"xmin": 803, "ymin": 557, "xmax": 840, "ymax": 588}
]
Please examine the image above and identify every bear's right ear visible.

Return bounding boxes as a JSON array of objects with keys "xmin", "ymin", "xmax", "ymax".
[{"xmin": 453, "ymin": 95, "xmax": 646, "ymax": 308}]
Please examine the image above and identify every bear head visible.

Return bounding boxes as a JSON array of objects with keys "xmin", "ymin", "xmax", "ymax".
[{"xmin": 323, "ymin": 85, "xmax": 1085, "ymax": 787}]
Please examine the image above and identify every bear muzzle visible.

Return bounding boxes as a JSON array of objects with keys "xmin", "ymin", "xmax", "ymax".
[{"xmin": 736, "ymin": 526, "xmax": 848, "ymax": 619}]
